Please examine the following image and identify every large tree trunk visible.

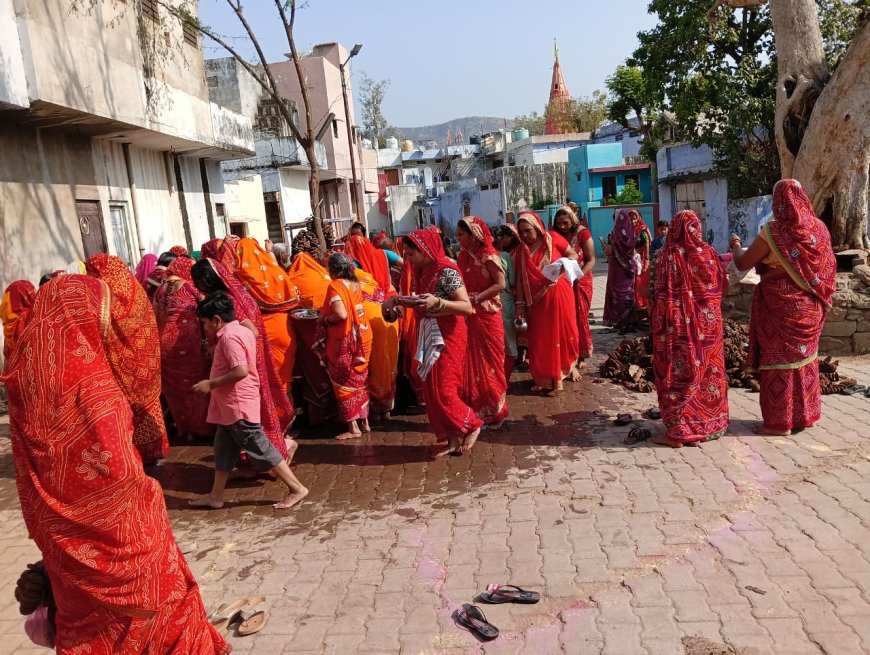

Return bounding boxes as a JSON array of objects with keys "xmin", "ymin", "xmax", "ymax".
[
  {"xmin": 792, "ymin": 18, "xmax": 870, "ymax": 248},
  {"xmin": 767, "ymin": 0, "xmax": 828, "ymax": 178}
]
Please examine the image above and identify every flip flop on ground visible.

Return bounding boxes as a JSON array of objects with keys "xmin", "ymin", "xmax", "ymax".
[
  {"xmin": 478, "ymin": 584, "xmax": 541, "ymax": 604},
  {"xmin": 454, "ymin": 604, "xmax": 499, "ymax": 641}
]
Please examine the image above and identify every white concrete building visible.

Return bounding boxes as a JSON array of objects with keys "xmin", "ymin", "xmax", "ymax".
[{"xmin": 0, "ymin": 0, "xmax": 253, "ymax": 294}]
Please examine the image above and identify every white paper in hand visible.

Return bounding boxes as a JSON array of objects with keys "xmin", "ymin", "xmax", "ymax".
[
  {"xmin": 559, "ymin": 258, "xmax": 583, "ymax": 284},
  {"xmin": 542, "ymin": 261, "xmax": 563, "ymax": 282}
]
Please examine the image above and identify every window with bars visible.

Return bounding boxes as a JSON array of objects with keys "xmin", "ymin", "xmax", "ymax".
[{"xmin": 141, "ymin": 0, "xmax": 158, "ymax": 21}]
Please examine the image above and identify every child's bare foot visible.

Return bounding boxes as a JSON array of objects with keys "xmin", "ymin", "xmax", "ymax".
[
  {"xmin": 361, "ymin": 419, "xmax": 371, "ymax": 433},
  {"xmin": 189, "ymin": 495, "xmax": 224, "ymax": 509},
  {"xmin": 285, "ymin": 438, "xmax": 299, "ymax": 464},
  {"xmin": 273, "ymin": 486, "xmax": 308, "ymax": 510},
  {"xmin": 336, "ymin": 431, "xmax": 362, "ymax": 440}
]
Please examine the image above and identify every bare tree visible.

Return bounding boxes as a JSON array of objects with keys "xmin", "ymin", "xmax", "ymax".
[
  {"xmin": 710, "ymin": 0, "xmax": 869, "ymax": 248},
  {"xmin": 358, "ymin": 73, "xmax": 390, "ymax": 147}
]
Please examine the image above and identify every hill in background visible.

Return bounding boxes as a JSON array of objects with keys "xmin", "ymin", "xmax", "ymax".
[{"xmin": 391, "ymin": 116, "xmax": 514, "ymax": 145}]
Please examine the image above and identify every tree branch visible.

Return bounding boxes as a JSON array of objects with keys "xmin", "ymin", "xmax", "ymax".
[{"xmin": 273, "ymin": 0, "xmax": 316, "ymax": 150}]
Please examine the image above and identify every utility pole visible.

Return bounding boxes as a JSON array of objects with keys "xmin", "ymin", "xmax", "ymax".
[{"xmin": 340, "ymin": 43, "xmax": 366, "ymax": 226}]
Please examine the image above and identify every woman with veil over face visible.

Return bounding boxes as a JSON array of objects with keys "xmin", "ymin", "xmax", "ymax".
[{"xmin": 2, "ymin": 275, "xmax": 229, "ymax": 654}]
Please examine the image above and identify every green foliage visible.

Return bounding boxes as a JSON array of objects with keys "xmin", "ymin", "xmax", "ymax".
[
  {"xmin": 605, "ymin": 65, "xmax": 664, "ymax": 163},
  {"xmin": 530, "ymin": 191, "xmax": 556, "ymax": 210},
  {"xmin": 620, "ymin": 0, "xmax": 864, "ymax": 198},
  {"xmin": 359, "ymin": 73, "xmax": 390, "ymax": 145},
  {"xmin": 614, "ymin": 179, "xmax": 645, "ymax": 205},
  {"xmin": 515, "ymin": 90, "xmax": 609, "ymax": 137},
  {"xmin": 513, "ymin": 111, "xmax": 546, "ymax": 136}
]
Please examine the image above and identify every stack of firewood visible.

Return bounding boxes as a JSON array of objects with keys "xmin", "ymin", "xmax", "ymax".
[{"xmin": 599, "ymin": 320, "xmax": 855, "ymax": 395}]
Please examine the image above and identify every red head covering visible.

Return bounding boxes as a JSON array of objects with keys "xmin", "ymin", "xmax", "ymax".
[
  {"xmin": 1, "ymin": 280, "xmax": 37, "ymax": 358},
  {"xmin": 513, "ymin": 212, "xmax": 556, "ymax": 308},
  {"xmin": 458, "ymin": 216, "xmax": 497, "ymax": 256},
  {"xmin": 200, "ymin": 237, "xmax": 238, "ymax": 272},
  {"xmin": 345, "ymin": 235, "xmax": 391, "ymax": 292},
  {"xmin": 406, "ymin": 228, "xmax": 459, "ymax": 295},
  {"xmin": 166, "ymin": 256, "xmax": 195, "ymax": 282},
  {"xmin": 372, "ymin": 231, "xmax": 391, "ymax": 250},
  {"xmin": 767, "ymin": 179, "xmax": 836, "ymax": 307},
  {"xmin": 85, "ymin": 254, "xmax": 168, "ymax": 464},
  {"xmin": 169, "ymin": 245, "xmax": 189, "ymax": 257}
]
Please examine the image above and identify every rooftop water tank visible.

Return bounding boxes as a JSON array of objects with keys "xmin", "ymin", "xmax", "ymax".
[
  {"xmin": 361, "ymin": 138, "xmax": 373, "ymax": 149},
  {"xmin": 513, "ymin": 127, "xmax": 530, "ymax": 142},
  {"xmin": 401, "ymin": 139, "xmax": 415, "ymax": 152},
  {"xmin": 385, "ymin": 136, "xmax": 399, "ymax": 150}
]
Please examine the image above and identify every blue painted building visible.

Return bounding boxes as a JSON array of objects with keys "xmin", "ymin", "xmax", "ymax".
[{"xmin": 568, "ymin": 143, "xmax": 653, "ymax": 218}]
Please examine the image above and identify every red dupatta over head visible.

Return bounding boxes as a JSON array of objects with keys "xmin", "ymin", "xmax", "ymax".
[
  {"xmin": 406, "ymin": 227, "xmax": 458, "ymax": 295},
  {"xmin": 766, "ymin": 179, "xmax": 836, "ymax": 307},
  {"xmin": 169, "ymin": 245, "xmax": 189, "ymax": 257},
  {"xmin": 85, "ymin": 254, "xmax": 168, "ymax": 463},
  {"xmin": 165, "ymin": 255, "xmax": 195, "ymax": 282},
  {"xmin": 1, "ymin": 280, "xmax": 37, "ymax": 358},
  {"xmin": 513, "ymin": 212, "xmax": 556, "ymax": 308},
  {"xmin": 134, "ymin": 254, "xmax": 158, "ymax": 288},
  {"xmin": 201, "ymin": 237, "xmax": 238, "ymax": 272},
  {"xmin": 345, "ymin": 235, "xmax": 391, "ymax": 292},
  {"xmin": 459, "ymin": 216, "xmax": 497, "ymax": 256},
  {"xmin": 610, "ymin": 209, "xmax": 639, "ymax": 276}
]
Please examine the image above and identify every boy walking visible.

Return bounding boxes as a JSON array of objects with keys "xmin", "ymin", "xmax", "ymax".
[{"xmin": 190, "ymin": 292, "xmax": 308, "ymax": 510}]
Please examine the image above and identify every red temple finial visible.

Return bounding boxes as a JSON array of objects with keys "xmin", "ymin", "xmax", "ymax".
[{"xmin": 545, "ymin": 38, "xmax": 572, "ymax": 135}]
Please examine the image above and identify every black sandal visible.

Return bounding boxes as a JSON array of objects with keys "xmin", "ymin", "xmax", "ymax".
[
  {"xmin": 642, "ymin": 408, "xmax": 662, "ymax": 420},
  {"xmin": 455, "ymin": 604, "xmax": 499, "ymax": 641},
  {"xmin": 613, "ymin": 413, "xmax": 633, "ymax": 426},
  {"xmin": 624, "ymin": 428, "xmax": 651, "ymax": 445},
  {"xmin": 479, "ymin": 584, "xmax": 541, "ymax": 604}
]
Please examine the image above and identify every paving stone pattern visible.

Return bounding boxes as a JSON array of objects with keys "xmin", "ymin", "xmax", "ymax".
[{"xmin": 1, "ymin": 266, "xmax": 870, "ymax": 654}]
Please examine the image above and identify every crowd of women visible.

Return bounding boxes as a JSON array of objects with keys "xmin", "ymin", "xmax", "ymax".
[{"xmin": 0, "ymin": 177, "xmax": 837, "ymax": 651}]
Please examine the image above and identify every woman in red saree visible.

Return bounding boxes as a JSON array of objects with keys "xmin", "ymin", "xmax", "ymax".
[
  {"xmin": 456, "ymin": 217, "xmax": 509, "ymax": 427},
  {"xmin": 651, "ymin": 211, "xmax": 728, "ymax": 447},
  {"xmin": 631, "ymin": 209, "xmax": 652, "ymax": 311},
  {"xmin": 85, "ymin": 254, "xmax": 169, "ymax": 465},
  {"xmin": 233, "ymin": 237, "xmax": 301, "ymax": 408},
  {"xmin": 396, "ymin": 236, "xmax": 426, "ymax": 411},
  {"xmin": 384, "ymin": 229, "xmax": 483, "ymax": 456},
  {"xmin": 345, "ymin": 235, "xmax": 400, "ymax": 418},
  {"xmin": 1, "ymin": 280, "xmax": 37, "ymax": 360},
  {"xmin": 191, "ymin": 258, "xmax": 291, "ymax": 459},
  {"xmin": 152, "ymin": 257, "xmax": 212, "ymax": 441},
  {"xmin": 731, "ymin": 179, "xmax": 836, "ymax": 435},
  {"xmin": 552, "ymin": 205, "xmax": 596, "ymax": 365},
  {"xmin": 2, "ymin": 275, "xmax": 229, "ymax": 655},
  {"xmin": 316, "ymin": 253, "xmax": 372, "ymax": 439},
  {"xmin": 287, "ymin": 252, "xmax": 337, "ymax": 425},
  {"xmin": 513, "ymin": 212, "xmax": 581, "ymax": 392}
]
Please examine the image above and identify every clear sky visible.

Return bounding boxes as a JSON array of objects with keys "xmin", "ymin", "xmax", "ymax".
[{"xmin": 198, "ymin": 0, "xmax": 658, "ymax": 128}]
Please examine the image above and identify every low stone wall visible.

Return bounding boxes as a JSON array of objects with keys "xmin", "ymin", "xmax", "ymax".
[{"xmin": 722, "ymin": 264, "xmax": 870, "ymax": 357}]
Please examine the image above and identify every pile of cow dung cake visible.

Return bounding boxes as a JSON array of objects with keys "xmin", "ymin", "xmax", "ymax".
[{"xmin": 599, "ymin": 319, "xmax": 856, "ymax": 394}]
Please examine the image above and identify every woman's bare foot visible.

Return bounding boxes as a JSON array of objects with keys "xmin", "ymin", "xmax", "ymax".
[
  {"xmin": 273, "ymin": 486, "xmax": 308, "ymax": 510},
  {"xmin": 335, "ymin": 431, "xmax": 362, "ymax": 440},
  {"xmin": 459, "ymin": 427, "xmax": 481, "ymax": 453},
  {"xmin": 569, "ymin": 364, "xmax": 583, "ymax": 382},
  {"xmin": 361, "ymin": 419, "xmax": 371, "ymax": 433},
  {"xmin": 189, "ymin": 495, "xmax": 224, "ymax": 509},
  {"xmin": 285, "ymin": 438, "xmax": 299, "ymax": 464},
  {"xmin": 753, "ymin": 426, "xmax": 791, "ymax": 436},
  {"xmin": 650, "ymin": 435, "xmax": 684, "ymax": 448},
  {"xmin": 434, "ymin": 446, "xmax": 460, "ymax": 458}
]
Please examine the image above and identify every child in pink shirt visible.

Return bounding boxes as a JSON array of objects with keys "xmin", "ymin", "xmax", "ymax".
[{"xmin": 189, "ymin": 292, "xmax": 307, "ymax": 510}]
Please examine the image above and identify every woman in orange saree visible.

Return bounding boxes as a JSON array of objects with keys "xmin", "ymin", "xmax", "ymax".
[
  {"xmin": 85, "ymin": 254, "xmax": 169, "ymax": 465},
  {"xmin": 316, "ymin": 253, "xmax": 372, "ymax": 439},
  {"xmin": 456, "ymin": 217, "xmax": 509, "ymax": 427},
  {"xmin": 513, "ymin": 212, "xmax": 581, "ymax": 392},
  {"xmin": 552, "ymin": 205, "xmax": 596, "ymax": 365},
  {"xmin": 2, "ymin": 275, "xmax": 229, "ymax": 655},
  {"xmin": 286, "ymin": 252, "xmax": 337, "ymax": 425},
  {"xmin": 1, "ymin": 280, "xmax": 36, "ymax": 361},
  {"xmin": 731, "ymin": 179, "xmax": 836, "ymax": 435},
  {"xmin": 345, "ymin": 235, "xmax": 401, "ymax": 419},
  {"xmin": 233, "ymin": 237, "xmax": 301, "ymax": 408},
  {"xmin": 383, "ymin": 229, "xmax": 483, "ymax": 456},
  {"xmin": 152, "ymin": 256, "xmax": 212, "ymax": 441}
]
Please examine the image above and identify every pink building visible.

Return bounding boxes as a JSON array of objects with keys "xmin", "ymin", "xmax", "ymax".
[{"xmin": 270, "ymin": 43, "xmax": 378, "ymax": 228}]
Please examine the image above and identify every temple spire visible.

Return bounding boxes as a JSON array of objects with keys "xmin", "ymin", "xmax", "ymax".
[{"xmin": 545, "ymin": 39, "xmax": 571, "ymax": 135}]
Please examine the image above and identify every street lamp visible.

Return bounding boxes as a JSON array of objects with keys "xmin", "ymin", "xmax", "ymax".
[{"xmin": 340, "ymin": 43, "xmax": 366, "ymax": 226}]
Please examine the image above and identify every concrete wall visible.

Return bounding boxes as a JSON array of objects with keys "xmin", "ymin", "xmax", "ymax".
[
  {"xmin": 278, "ymin": 167, "xmax": 313, "ymax": 228},
  {"xmin": 387, "ymin": 184, "xmax": 422, "ymax": 236},
  {"xmin": 436, "ymin": 187, "xmax": 505, "ymax": 237},
  {"xmin": 478, "ymin": 163, "xmax": 569, "ymax": 215},
  {"xmin": 728, "ymin": 195, "xmax": 773, "ymax": 241},
  {"xmin": 0, "ymin": 0, "xmax": 29, "ymax": 108},
  {"xmin": 224, "ymin": 174, "xmax": 267, "ymax": 243}
]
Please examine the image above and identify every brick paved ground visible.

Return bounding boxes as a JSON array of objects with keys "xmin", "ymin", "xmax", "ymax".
[{"xmin": 1, "ymin": 265, "xmax": 870, "ymax": 654}]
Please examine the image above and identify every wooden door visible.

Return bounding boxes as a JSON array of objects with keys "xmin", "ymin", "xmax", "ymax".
[
  {"xmin": 76, "ymin": 200, "xmax": 108, "ymax": 259},
  {"xmin": 675, "ymin": 181, "xmax": 707, "ymax": 232}
]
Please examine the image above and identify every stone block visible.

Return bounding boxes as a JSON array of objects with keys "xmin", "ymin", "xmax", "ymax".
[
  {"xmin": 736, "ymin": 293, "xmax": 754, "ymax": 314},
  {"xmin": 854, "ymin": 332, "xmax": 870, "ymax": 355},
  {"xmin": 853, "ymin": 264, "xmax": 870, "ymax": 286},
  {"xmin": 822, "ymin": 320, "xmax": 857, "ymax": 337},
  {"xmin": 856, "ymin": 320, "xmax": 870, "ymax": 333},
  {"xmin": 819, "ymin": 336, "xmax": 852, "ymax": 356},
  {"xmin": 827, "ymin": 307, "xmax": 848, "ymax": 322}
]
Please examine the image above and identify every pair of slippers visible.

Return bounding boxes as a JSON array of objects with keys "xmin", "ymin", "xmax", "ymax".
[
  {"xmin": 208, "ymin": 596, "xmax": 268, "ymax": 636},
  {"xmin": 454, "ymin": 584, "xmax": 540, "ymax": 641},
  {"xmin": 614, "ymin": 408, "xmax": 661, "ymax": 426}
]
